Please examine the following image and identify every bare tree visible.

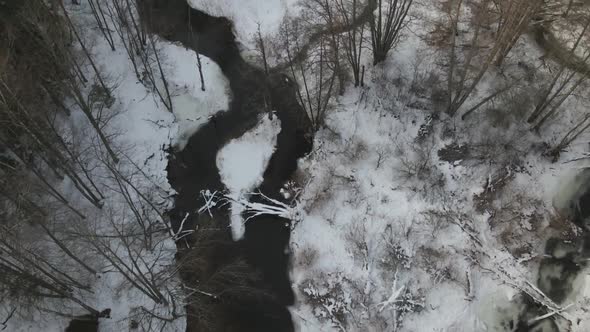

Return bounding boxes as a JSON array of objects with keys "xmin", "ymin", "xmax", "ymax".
[
  {"xmin": 527, "ymin": 17, "xmax": 590, "ymax": 130},
  {"xmin": 0, "ymin": 187, "xmax": 99, "ymax": 315},
  {"xmin": 84, "ymin": 219, "xmax": 171, "ymax": 305},
  {"xmin": 283, "ymin": 20, "xmax": 338, "ymax": 131},
  {"xmin": 547, "ymin": 114, "xmax": 590, "ymax": 161},
  {"xmin": 107, "ymin": 0, "xmax": 141, "ymax": 79},
  {"xmin": 147, "ymin": 33, "xmax": 175, "ymax": 112},
  {"xmin": 493, "ymin": 0, "xmax": 543, "ymax": 66},
  {"xmin": 0, "ymin": 182, "xmax": 96, "ymax": 276},
  {"xmin": 256, "ymin": 23, "xmax": 270, "ymax": 76},
  {"xmin": 188, "ymin": 5, "xmax": 206, "ymax": 91},
  {"xmin": 59, "ymin": 1, "xmax": 111, "ymax": 97},
  {"xmin": 0, "ymin": 1, "xmax": 184, "ymax": 326},
  {"xmin": 335, "ymin": 0, "xmax": 366, "ymax": 86},
  {"xmin": 14, "ymin": 0, "xmax": 121, "ymax": 164},
  {"xmin": 0, "ymin": 235, "xmax": 99, "ymax": 316},
  {"xmin": 88, "ymin": 0, "xmax": 116, "ymax": 51},
  {"xmin": 99, "ymin": 151, "xmax": 173, "ymax": 245},
  {"xmin": 563, "ymin": 0, "xmax": 575, "ymax": 17},
  {"xmin": 446, "ymin": 0, "xmax": 542, "ymax": 116},
  {"xmin": 370, "ymin": 0, "xmax": 414, "ymax": 65},
  {"xmin": 109, "ymin": 0, "xmax": 174, "ymax": 112},
  {"xmin": 0, "ymin": 79, "xmax": 106, "ymax": 208}
]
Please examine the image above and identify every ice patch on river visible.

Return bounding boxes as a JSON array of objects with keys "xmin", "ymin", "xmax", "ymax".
[{"xmin": 217, "ymin": 114, "xmax": 281, "ymax": 240}]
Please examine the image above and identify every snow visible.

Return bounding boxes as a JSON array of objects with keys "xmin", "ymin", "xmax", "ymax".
[
  {"xmin": 216, "ymin": 114, "xmax": 281, "ymax": 239},
  {"xmin": 188, "ymin": 0, "xmax": 301, "ymax": 52},
  {"xmin": 286, "ymin": 1, "xmax": 590, "ymax": 330},
  {"xmin": 2, "ymin": 308, "xmax": 68, "ymax": 332},
  {"xmin": 5, "ymin": 0, "xmax": 590, "ymax": 330},
  {"xmin": 217, "ymin": 115, "xmax": 281, "ymax": 193},
  {"xmin": 161, "ymin": 43, "xmax": 231, "ymax": 150},
  {"xmin": 2, "ymin": 1, "xmax": 234, "ymax": 330}
]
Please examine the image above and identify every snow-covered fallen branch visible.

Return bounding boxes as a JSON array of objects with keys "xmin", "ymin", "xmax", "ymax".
[
  {"xmin": 470, "ymin": 249, "xmax": 573, "ymax": 324},
  {"xmin": 171, "ymin": 213, "xmax": 194, "ymax": 242},
  {"xmin": 224, "ymin": 191, "xmax": 304, "ymax": 223},
  {"xmin": 377, "ymin": 272, "xmax": 405, "ymax": 313},
  {"xmin": 527, "ymin": 303, "xmax": 574, "ymax": 326},
  {"xmin": 198, "ymin": 190, "xmax": 221, "ymax": 217},
  {"xmin": 183, "ymin": 285, "xmax": 218, "ymax": 300}
]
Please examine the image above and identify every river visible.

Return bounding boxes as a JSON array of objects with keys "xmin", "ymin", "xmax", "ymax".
[{"xmin": 146, "ymin": 1, "xmax": 312, "ymax": 331}]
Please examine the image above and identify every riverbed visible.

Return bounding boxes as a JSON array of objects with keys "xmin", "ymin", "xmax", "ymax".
[{"xmin": 147, "ymin": 1, "xmax": 312, "ymax": 330}]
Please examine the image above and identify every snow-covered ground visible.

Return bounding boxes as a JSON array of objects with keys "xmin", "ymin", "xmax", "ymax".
[
  {"xmin": 188, "ymin": 0, "xmax": 302, "ymax": 54},
  {"xmin": 287, "ymin": 83, "xmax": 586, "ymax": 330},
  {"xmin": 280, "ymin": 3, "xmax": 590, "ymax": 332}
]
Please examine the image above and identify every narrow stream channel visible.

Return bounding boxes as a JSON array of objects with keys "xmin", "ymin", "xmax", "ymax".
[{"xmin": 146, "ymin": 1, "xmax": 312, "ymax": 330}]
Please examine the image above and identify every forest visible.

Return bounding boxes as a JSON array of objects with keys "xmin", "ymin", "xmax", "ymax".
[{"xmin": 1, "ymin": 0, "xmax": 590, "ymax": 331}]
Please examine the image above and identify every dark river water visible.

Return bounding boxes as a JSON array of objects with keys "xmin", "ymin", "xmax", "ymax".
[{"xmin": 145, "ymin": 1, "xmax": 312, "ymax": 331}]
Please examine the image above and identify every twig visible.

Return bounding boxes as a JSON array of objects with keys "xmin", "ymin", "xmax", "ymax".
[
  {"xmin": 198, "ymin": 190, "xmax": 219, "ymax": 217},
  {"xmin": 1, "ymin": 307, "xmax": 16, "ymax": 330},
  {"xmin": 171, "ymin": 213, "xmax": 194, "ymax": 242},
  {"xmin": 527, "ymin": 303, "xmax": 574, "ymax": 326}
]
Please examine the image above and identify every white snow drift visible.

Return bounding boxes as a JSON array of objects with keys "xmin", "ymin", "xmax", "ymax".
[{"xmin": 216, "ymin": 115, "xmax": 282, "ymax": 239}]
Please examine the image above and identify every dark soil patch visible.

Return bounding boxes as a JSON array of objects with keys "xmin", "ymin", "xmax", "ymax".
[{"xmin": 65, "ymin": 315, "xmax": 98, "ymax": 332}]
